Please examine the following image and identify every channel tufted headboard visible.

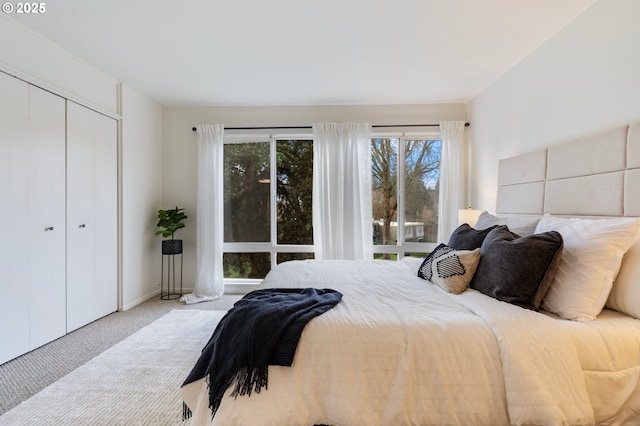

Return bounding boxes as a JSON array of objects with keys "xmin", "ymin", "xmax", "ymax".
[{"xmin": 496, "ymin": 121, "xmax": 640, "ymax": 217}]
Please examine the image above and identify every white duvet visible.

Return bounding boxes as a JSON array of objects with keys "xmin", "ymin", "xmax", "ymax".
[{"xmin": 182, "ymin": 259, "xmax": 640, "ymax": 425}]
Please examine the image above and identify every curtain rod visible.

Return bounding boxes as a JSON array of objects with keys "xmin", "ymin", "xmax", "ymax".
[{"xmin": 191, "ymin": 123, "xmax": 470, "ymax": 131}]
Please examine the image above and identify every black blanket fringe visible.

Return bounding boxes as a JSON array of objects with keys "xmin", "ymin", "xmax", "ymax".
[
  {"xmin": 182, "ymin": 402, "xmax": 192, "ymax": 421},
  {"xmin": 181, "ymin": 287, "xmax": 343, "ymax": 420},
  {"xmin": 229, "ymin": 365, "xmax": 269, "ymax": 398}
]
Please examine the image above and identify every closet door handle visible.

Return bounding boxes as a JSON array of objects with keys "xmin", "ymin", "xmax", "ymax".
[
  {"xmin": 45, "ymin": 226, "xmax": 54, "ymax": 231},
  {"xmin": 79, "ymin": 224, "xmax": 86, "ymax": 228}
]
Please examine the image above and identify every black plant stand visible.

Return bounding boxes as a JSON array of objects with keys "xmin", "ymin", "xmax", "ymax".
[{"xmin": 161, "ymin": 240, "xmax": 183, "ymax": 300}]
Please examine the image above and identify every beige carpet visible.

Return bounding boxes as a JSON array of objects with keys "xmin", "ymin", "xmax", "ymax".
[{"xmin": 0, "ymin": 309, "xmax": 225, "ymax": 426}]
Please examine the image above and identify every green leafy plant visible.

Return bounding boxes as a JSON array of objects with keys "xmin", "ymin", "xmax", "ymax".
[{"xmin": 155, "ymin": 207, "xmax": 187, "ymax": 239}]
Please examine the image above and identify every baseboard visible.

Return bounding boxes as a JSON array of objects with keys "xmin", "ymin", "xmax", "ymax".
[
  {"xmin": 121, "ymin": 289, "xmax": 162, "ymax": 311},
  {"xmin": 224, "ymin": 284, "xmax": 258, "ymax": 294},
  {"xmin": 122, "ymin": 284, "xmax": 251, "ymax": 311}
]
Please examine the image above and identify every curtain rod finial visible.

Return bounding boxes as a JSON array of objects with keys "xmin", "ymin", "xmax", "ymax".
[
  {"xmin": 465, "ymin": 122, "xmax": 470, "ymax": 127},
  {"xmin": 192, "ymin": 127, "xmax": 197, "ymax": 131}
]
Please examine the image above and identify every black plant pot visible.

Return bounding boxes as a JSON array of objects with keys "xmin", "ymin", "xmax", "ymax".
[{"xmin": 162, "ymin": 239, "xmax": 183, "ymax": 255}]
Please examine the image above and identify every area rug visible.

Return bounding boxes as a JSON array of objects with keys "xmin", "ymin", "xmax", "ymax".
[{"xmin": 0, "ymin": 309, "xmax": 225, "ymax": 426}]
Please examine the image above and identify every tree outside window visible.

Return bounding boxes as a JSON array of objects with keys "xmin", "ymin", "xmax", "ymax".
[
  {"xmin": 372, "ymin": 137, "xmax": 441, "ymax": 259},
  {"xmin": 223, "ymin": 138, "xmax": 314, "ymax": 279},
  {"xmin": 222, "ymin": 133, "xmax": 441, "ymax": 281}
]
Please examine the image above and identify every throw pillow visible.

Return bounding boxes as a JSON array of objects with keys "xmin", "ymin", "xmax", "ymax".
[
  {"xmin": 418, "ymin": 243, "xmax": 481, "ymax": 294},
  {"xmin": 447, "ymin": 223, "xmax": 501, "ymax": 250},
  {"xmin": 470, "ymin": 227, "xmax": 564, "ymax": 310}
]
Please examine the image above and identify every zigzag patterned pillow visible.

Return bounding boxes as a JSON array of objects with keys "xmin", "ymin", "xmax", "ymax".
[{"xmin": 418, "ymin": 243, "xmax": 481, "ymax": 294}]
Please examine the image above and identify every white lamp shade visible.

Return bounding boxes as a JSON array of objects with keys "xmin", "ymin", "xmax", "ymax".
[{"xmin": 458, "ymin": 209, "xmax": 482, "ymax": 227}]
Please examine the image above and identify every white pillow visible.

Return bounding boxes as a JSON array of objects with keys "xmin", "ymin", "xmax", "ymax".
[
  {"xmin": 606, "ymin": 238, "xmax": 640, "ymax": 318},
  {"xmin": 475, "ymin": 211, "xmax": 541, "ymax": 236},
  {"xmin": 535, "ymin": 216, "xmax": 640, "ymax": 321}
]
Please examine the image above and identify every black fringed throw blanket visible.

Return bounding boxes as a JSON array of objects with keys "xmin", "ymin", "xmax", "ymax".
[{"xmin": 182, "ymin": 287, "xmax": 343, "ymax": 419}]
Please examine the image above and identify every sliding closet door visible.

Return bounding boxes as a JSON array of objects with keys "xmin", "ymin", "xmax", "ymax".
[
  {"xmin": 0, "ymin": 73, "xmax": 30, "ymax": 364},
  {"xmin": 66, "ymin": 101, "xmax": 117, "ymax": 332},
  {"xmin": 28, "ymin": 85, "xmax": 67, "ymax": 349},
  {"xmin": 0, "ymin": 74, "xmax": 66, "ymax": 364}
]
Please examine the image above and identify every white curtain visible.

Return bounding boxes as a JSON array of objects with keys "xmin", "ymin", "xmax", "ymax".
[
  {"xmin": 180, "ymin": 124, "xmax": 225, "ymax": 304},
  {"xmin": 312, "ymin": 122, "xmax": 373, "ymax": 260},
  {"xmin": 438, "ymin": 121, "xmax": 467, "ymax": 243}
]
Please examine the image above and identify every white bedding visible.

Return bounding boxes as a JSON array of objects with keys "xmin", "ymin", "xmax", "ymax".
[
  {"xmin": 543, "ymin": 308, "xmax": 640, "ymax": 424},
  {"xmin": 182, "ymin": 259, "xmax": 640, "ymax": 425}
]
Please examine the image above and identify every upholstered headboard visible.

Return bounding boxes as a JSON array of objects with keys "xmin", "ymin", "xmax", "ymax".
[{"xmin": 497, "ymin": 121, "xmax": 640, "ymax": 217}]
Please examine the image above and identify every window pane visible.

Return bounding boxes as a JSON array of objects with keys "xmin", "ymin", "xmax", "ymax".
[
  {"xmin": 404, "ymin": 140, "xmax": 441, "ymax": 243},
  {"xmin": 276, "ymin": 140, "xmax": 313, "ymax": 245},
  {"xmin": 374, "ymin": 253, "xmax": 398, "ymax": 260},
  {"xmin": 223, "ymin": 252, "xmax": 270, "ymax": 279},
  {"xmin": 276, "ymin": 252, "xmax": 315, "ymax": 264},
  {"xmin": 405, "ymin": 252, "xmax": 428, "ymax": 258},
  {"xmin": 224, "ymin": 142, "xmax": 270, "ymax": 242},
  {"xmin": 372, "ymin": 138, "xmax": 398, "ymax": 246}
]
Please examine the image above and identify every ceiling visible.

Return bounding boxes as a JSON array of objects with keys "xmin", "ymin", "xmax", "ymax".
[{"xmin": 10, "ymin": 0, "xmax": 595, "ymax": 106}]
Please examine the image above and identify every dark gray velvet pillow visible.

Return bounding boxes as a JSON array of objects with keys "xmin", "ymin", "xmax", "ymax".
[
  {"xmin": 470, "ymin": 227, "xmax": 564, "ymax": 310},
  {"xmin": 447, "ymin": 224, "xmax": 502, "ymax": 250}
]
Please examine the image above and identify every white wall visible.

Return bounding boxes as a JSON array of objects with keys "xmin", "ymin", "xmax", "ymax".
[
  {"xmin": 162, "ymin": 103, "xmax": 467, "ymax": 288},
  {"xmin": 468, "ymin": 0, "xmax": 640, "ymax": 212},
  {"xmin": 0, "ymin": 15, "xmax": 118, "ymax": 115},
  {"xmin": 121, "ymin": 85, "xmax": 163, "ymax": 310}
]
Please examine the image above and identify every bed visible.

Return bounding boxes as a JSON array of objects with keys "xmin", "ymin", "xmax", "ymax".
[{"xmin": 182, "ymin": 120, "xmax": 640, "ymax": 425}]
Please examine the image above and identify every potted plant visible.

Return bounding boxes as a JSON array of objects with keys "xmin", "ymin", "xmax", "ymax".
[{"xmin": 156, "ymin": 206, "xmax": 188, "ymax": 255}]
